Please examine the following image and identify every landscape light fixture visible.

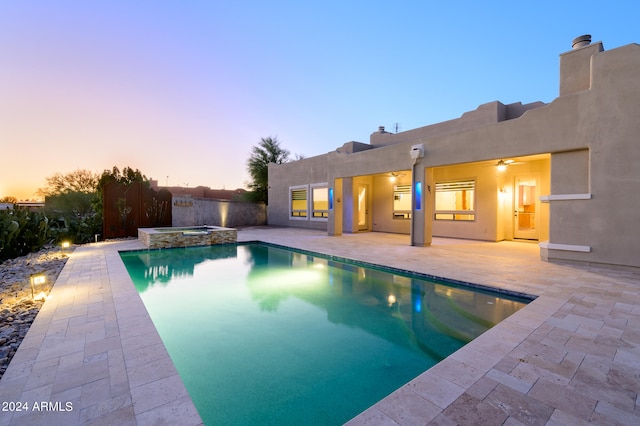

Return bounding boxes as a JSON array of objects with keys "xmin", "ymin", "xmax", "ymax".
[
  {"xmin": 30, "ymin": 273, "xmax": 47, "ymax": 301},
  {"xmin": 61, "ymin": 241, "xmax": 70, "ymax": 252}
]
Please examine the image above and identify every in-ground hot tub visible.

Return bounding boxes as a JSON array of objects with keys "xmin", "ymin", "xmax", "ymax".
[{"xmin": 138, "ymin": 226, "xmax": 237, "ymax": 249}]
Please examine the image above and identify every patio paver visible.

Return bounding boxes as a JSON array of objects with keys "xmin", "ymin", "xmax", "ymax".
[{"xmin": 0, "ymin": 227, "xmax": 638, "ymax": 425}]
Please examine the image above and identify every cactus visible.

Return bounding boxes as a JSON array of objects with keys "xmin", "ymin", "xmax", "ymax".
[{"xmin": 0, "ymin": 206, "xmax": 50, "ymax": 261}]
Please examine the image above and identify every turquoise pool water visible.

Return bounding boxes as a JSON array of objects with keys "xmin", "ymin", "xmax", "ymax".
[{"xmin": 120, "ymin": 243, "xmax": 529, "ymax": 425}]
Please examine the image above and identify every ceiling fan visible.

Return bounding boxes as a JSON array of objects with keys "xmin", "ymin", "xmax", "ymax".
[
  {"xmin": 494, "ymin": 159, "xmax": 524, "ymax": 171},
  {"xmin": 387, "ymin": 171, "xmax": 406, "ymax": 181}
]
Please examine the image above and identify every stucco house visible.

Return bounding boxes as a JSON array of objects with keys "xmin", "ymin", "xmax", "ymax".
[{"xmin": 267, "ymin": 35, "xmax": 640, "ymax": 270}]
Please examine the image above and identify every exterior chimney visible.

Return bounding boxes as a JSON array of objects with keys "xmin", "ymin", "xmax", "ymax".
[
  {"xmin": 378, "ymin": 126, "xmax": 385, "ymax": 133},
  {"xmin": 572, "ymin": 34, "xmax": 591, "ymax": 49},
  {"xmin": 559, "ymin": 35, "xmax": 603, "ymax": 96}
]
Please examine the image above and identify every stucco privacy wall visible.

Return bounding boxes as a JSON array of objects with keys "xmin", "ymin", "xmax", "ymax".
[
  {"xmin": 172, "ymin": 196, "xmax": 266, "ymax": 228},
  {"xmin": 267, "ymin": 39, "xmax": 640, "ymax": 269}
]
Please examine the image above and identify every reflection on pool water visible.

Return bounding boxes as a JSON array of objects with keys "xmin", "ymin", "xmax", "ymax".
[{"xmin": 120, "ymin": 243, "xmax": 529, "ymax": 425}]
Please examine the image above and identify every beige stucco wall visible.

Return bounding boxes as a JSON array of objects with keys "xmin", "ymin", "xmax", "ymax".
[
  {"xmin": 370, "ymin": 101, "xmax": 545, "ymax": 147},
  {"xmin": 544, "ymin": 43, "xmax": 640, "ymax": 267}
]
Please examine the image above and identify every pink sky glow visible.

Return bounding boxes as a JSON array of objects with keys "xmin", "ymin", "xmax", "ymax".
[{"xmin": 1, "ymin": 1, "xmax": 637, "ymax": 200}]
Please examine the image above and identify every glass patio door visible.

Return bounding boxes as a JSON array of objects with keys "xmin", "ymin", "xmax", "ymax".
[{"xmin": 514, "ymin": 176, "xmax": 538, "ymax": 240}]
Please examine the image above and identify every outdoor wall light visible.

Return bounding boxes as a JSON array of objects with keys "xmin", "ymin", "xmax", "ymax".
[
  {"xmin": 30, "ymin": 273, "xmax": 47, "ymax": 301},
  {"xmin": 414, "ymin": 182, "xmax": 422, "ymax": 210}
]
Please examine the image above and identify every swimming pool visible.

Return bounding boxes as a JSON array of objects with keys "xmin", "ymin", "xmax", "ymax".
[{"xmin": 120, "ymin": 243, "xmax": 530, "ymax": 425}]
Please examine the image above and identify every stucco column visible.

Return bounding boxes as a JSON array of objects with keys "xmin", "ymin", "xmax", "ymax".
[
  {"xmin": 411, "ymin": 166, "xmax": 433, "ymax": 246},
  {"xmin": 341, "ymin": 177, "xmax": 354, "ymax": 233},
  {"xmin": 424, "ymin": 167, "xmax": 434, "ymax": 245}
]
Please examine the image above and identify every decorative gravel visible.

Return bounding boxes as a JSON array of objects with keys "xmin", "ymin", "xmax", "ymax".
[{"xmin": 0, "ymin": 247, "xmax": 70, "ymax": 379}]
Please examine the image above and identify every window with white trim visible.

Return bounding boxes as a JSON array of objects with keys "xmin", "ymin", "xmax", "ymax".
[
  {"xmin": 290, "ymin": 186, "xmax": 308, "ymax": 219},
  {"xmin": 393, "ymin": 184, "xmax": 412, "ymax": 219},
  {"xmin": 310, "ymin": 184, "xmax": 328, "ymax": 220},
  {"xmin": 435, "ymin": 180, "xmax": 476, "ymax": 221}
]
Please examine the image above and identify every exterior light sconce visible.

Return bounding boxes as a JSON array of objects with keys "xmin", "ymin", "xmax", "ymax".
[
  {"xmin": 499, "ymin": 187, "xmax": 507, "ymax": 200},
  {"xmin": 414, "ymin": 182, "xmax": 422, "ymax": 210},
  {"xmin": 30, "ymin": 273, "xmax": 47, "ymax": 301}
]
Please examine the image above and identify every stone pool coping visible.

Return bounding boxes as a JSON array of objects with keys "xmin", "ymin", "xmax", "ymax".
[
  {"xmin": 138, "ymin": 226, "xmax": 237, "ymax": 249},
  {"xmin": 0, "ymin": 227, "xmax": 638, "ymax": 425}
]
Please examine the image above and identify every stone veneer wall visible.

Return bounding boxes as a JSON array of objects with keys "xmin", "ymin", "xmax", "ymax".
[{"xmin": 138, "ymin": 227, "xmax": 237, "ymax": 249}]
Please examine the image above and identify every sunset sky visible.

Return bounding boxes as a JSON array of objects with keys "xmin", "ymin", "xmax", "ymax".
[{"xmin": 1, "ymin": 1, "xmax": 638, "ymax": 200}]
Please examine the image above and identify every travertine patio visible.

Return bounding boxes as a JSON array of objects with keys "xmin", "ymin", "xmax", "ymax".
[{"xmin": 0, "ymin": 227, "xmax": 638, "ymax": 425}]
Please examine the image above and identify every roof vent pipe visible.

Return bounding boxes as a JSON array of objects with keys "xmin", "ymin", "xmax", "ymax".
[{"xmin": 572, "ymin": 34, "xmax": 591, "ymax": 49}]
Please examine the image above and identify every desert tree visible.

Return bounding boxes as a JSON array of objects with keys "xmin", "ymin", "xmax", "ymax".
[
  {"xmin": 38, "ymin": 169, "xmax": 99, "ymax": 219},
  {"xmin": 246, "ymin": 136, "xmax": 290, "ymax": 203},
  {"xmin": 37, "ymin": 169, "xmax": 98, "ymax": 197}
]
